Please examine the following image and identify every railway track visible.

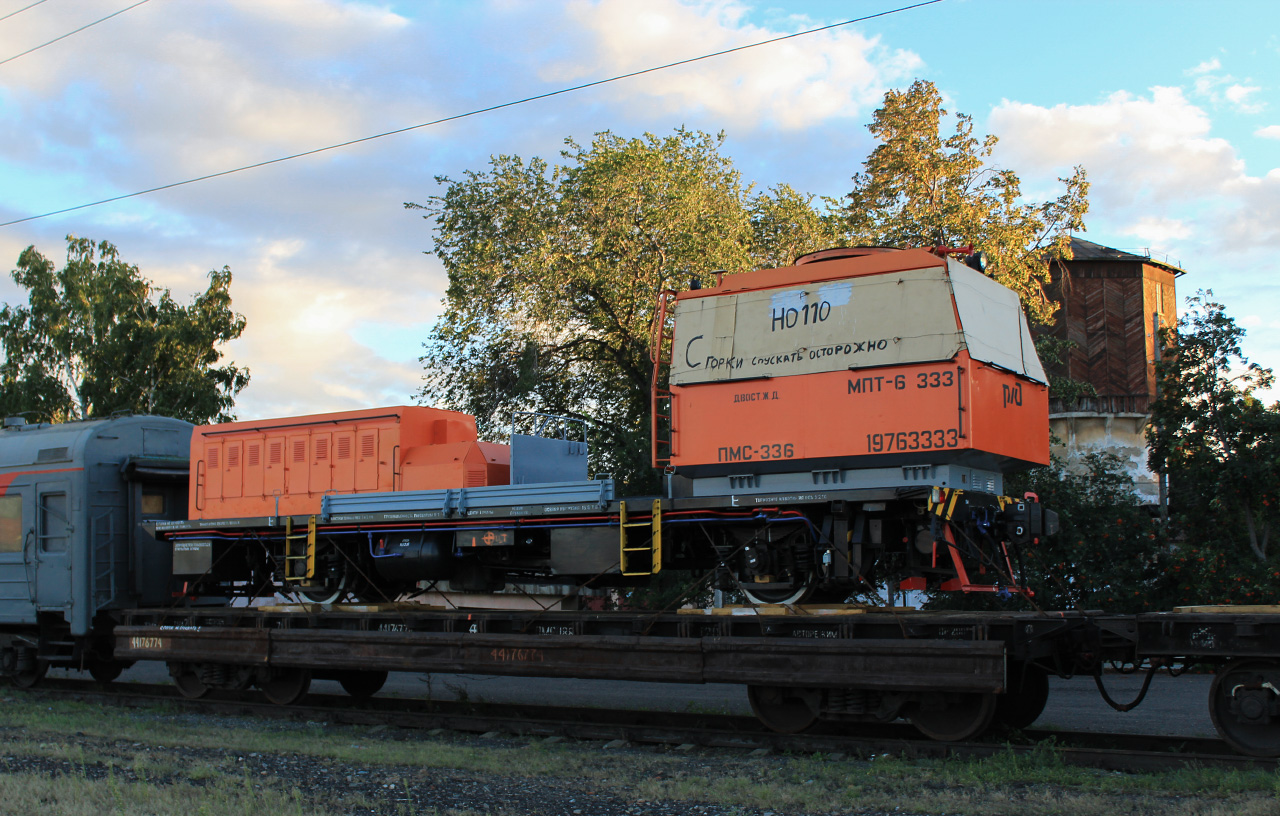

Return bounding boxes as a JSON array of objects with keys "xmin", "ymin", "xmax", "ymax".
[{"xmin": 14, "ymin": 679, "xmax": 1273, "ymax": 774}]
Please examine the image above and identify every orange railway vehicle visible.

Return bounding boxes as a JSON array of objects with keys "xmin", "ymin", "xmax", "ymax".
[
  {"xmin": 657, "ymin": 247, "xmax": 1049, "ymax": 490},
  {"xmin": 158, "ymin": 247, "xmax": 1055, "ymax": 610},
  {"xmin": 189, "ymin": 406, "xmax": 509, "ymax": 520}
]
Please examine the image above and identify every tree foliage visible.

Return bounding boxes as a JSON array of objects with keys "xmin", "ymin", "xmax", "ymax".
[
  {"xmin": 1147, "ymin": 293, "xmax": 1280, "ymax": 604},
  {"xmin": 409, "ymin": 130, "xmax": 836, "ymax": 490},
  {"xmin": 845, "ymin": 79, "xmax": 1089, "ymax": 325},
  {"xmin": 0, "ymin": 236, "xmax": 249, "ymax": 424}
]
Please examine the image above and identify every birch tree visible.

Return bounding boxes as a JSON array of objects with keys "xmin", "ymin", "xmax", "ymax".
[{"xmin": 0, "ymin": 237, "xmax": 249, "ymax": 424}]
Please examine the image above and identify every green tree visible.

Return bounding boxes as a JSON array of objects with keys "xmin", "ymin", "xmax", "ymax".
[
  {"xmin": 0, "ymin": 236, "xmax": 249, "ymax": 424},
  {"xmin": 1010, "ymin": 452, "xmax": 1168, "ymax": 611},
  {"xmin": 409, "ymin": 129, "xmax": 835, "ymax": 490},
  {"xmin": 746, "ymin": 183, "xmax": 848, "ymax": 268},
  {"xmin": 1147, "ymin": 293, "xmax": 1280, "ymax": 604},
  {"xmin": 845, "ymin": 79, "xmax": 1089, "ymax": 325}
]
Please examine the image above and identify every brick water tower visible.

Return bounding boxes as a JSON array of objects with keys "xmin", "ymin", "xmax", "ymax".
[{"xmin": 1043, "ymin": 237, "xmax": 1184, "ymax": 504}]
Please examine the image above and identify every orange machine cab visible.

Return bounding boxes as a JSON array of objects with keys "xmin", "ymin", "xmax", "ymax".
[
  {"xmin": 661, "ymin": 248, "xmax": 1049, "ymax": 486},
  {"xmin": 189, "ymin": 406, "xmax": 510, "ymax": 520}
]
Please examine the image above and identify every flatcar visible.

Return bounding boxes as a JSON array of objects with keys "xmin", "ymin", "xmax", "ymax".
[{"xmin": 0, "ymin": 246, "xmax": 1056, "ymax": 692}]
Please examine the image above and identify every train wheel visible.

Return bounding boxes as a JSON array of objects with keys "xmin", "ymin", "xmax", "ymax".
[
  {"xmin": 258, "ymin": 668, "xmax": 312, "ymax": 705},
  {"xmin": 992, "ymin": 663, "xmax": 1050, "ymax": 731},
  {"xmin": 338, "ymin": 670, "xmax": 388, "ymax": 699},
  {"xmin": 11, "ymin": 659, "xmax": 47, "ymax": 689},
  {"xmin": 910, "ymin": 691, "xmax": 998, "ymax": 742},
  {"xmin": 742, "ymin": 574, "xmax": 818, "ymax": 605},
  {"xmin": 87, "ymin": 659, "xmax": 130, "ymax": 684},
  {"xmin": 169, "ymin": 663, "xmax": 210, "ymax": 699},
  {"xmin": 1209, "ymin": 660, "xmax": 1280, "ymax": 757},
  {"xmin": 747, "ymin": 685, "xmax": 819, "ymax": 733},
  {"xmin": 296, "ymin": 576, "xmax": 351, "ymax": 605}
]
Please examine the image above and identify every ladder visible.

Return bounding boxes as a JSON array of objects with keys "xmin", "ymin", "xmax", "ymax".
[
  {"xmin": 650, "ymin": 289, "xmax": 677, "ymax": 468},
  {"xmin": 283, "ymin": 516, "xmax": 316, "ymax": 581},
  {"xmin": 619, "ymin": 499, "xmax": 663, "ymax": 576}
]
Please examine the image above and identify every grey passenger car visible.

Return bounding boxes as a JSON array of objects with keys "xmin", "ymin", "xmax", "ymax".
[{"xmin": 0, "ymin": 415, "xmax": 191, "ymax": 683}]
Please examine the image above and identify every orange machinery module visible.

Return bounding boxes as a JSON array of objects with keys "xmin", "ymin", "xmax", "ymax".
[
  {"xmin": 189, "ymin": 406, "xmax": 509, "ymax": 520},
  {"xmin": 661, "ymin": 247, "xmax": 1050, "ymax": 476}
]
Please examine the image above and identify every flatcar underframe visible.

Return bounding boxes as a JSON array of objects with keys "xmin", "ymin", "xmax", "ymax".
[{"xmin": 155, "ymin": 485, "xmax": 1040, "ymax": 607}]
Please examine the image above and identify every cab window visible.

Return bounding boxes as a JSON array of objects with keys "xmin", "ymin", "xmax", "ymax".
[{"xmin": 141, "ymin": 492, "xmax": 166, "ymax": 516}]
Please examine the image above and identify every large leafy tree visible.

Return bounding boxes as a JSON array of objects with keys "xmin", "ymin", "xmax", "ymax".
[
  {"xmin": 1147, "ymin": 293, "xmax": 1280, "ymax": 604},
  {"xmin": 845, "ymin": 79, "xmax": 1089, "ymax": 325},
  {"xmin": 0, "ymin": 236, "xmax": 249, "ymax": 424},
  {"xmin": 409, "ymin": 129, "xmax": 835, "ymax": 490}
]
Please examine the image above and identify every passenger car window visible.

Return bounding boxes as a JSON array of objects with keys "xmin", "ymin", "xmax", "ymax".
[
  {"xmin": 39, "ymin": 493, "xmax": 67, "ymax": 553},
  {"xmin": 0, "ymin": 495, "xmax": 21, "ymax": 553}
]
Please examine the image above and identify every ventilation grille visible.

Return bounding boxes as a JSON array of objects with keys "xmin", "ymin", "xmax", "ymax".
[
  {"xmin": 227, "ymin": 446, "xmax": 240, "ymax": 469},
  {"xmin": 292, "ymin": 440, "xmax": 306, "ymax": 462},
  {"xmin": 360, "ymin": 434, "xmax": 375, "ymax": 458},
  {"xmin": 207, "ymin": 446, "xmax": 219, "ymax": 468},
  {"xmin": 337, "ymin": 437, "xmax": 351, "ymax": 460},
  {"xmin": 315, "ymin": 438, "xmax": 328, "ymax": 460},
  {"xmin": 37, "ymin": 447, "xmax": 68, "ymax": 462},
  {"xmin": 247, "ymin": 444, "xmax": 260, "ymax": 467},
  {"xmin": 269, "ymin": 441, "xmax": 282, "ymax": 465}
]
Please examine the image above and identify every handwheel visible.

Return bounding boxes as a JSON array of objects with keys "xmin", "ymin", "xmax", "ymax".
[
  {"xmin": 258, "ymin": 668, "xmax": 312, "ymax": 705},
  {"xmin": 747, "ymin": 685, "xmax": 819, "ymax": 733},
  {"xmin": 1209, "ymin": 660, "xmax": 1280, "ymax": 757},
  {"xmin": 911, "ymin": 692, "xmax": 998, "ymax": 742},
  {"xmin": 338, "ymin": 670, "xmax": 388, "ymax": 699},
  {"xmin": 169, "ymin": 663, "xmax": 210, "ymax": 699},
  {"xmin": 992, "ymin": 663, "xmax": 1050, "ymax": 730}
]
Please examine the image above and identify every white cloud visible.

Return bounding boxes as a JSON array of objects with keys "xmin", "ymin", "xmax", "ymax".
[
  {"xmin": 1184, "ymin": 59, "xmax": 1266, "ymax": 114},
  {"xmin": 990, "ymin": 87, "xmax": 1242, "ymax": 209},
  {"xmin": 1122, "ymin": 216, "xmax": 1191, "ymax": 245},
  {"xmin": 1188, "ymin": 58, "xmax": 1221, "ymax": 74},
  {"xmin": 1257, "ymin": 125, "xmax": 1280, "ymax": 139},
  {"xmin": 1226, "ymin": 83, "xmax": 1265, "ymax": 114},
  {"xmin": 544, "ymin": 0, "xmax": 922, "ymax": 130}
]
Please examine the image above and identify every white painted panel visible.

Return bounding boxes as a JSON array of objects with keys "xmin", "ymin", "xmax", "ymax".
[
  {"xmin": 948, "ymin": 260, "xmax": 1047, "ymax": 384},
  {"xmin": 670, "ymin": 266, "xmax": 963, "ymax": 385}
]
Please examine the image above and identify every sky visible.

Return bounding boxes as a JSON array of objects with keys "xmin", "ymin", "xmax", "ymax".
[{"xmin": 1, "ymin": 0, "xmax": 1278, "ymax": 419}]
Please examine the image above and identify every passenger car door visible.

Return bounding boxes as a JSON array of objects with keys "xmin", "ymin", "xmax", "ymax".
[{"xmin": 32, "ymin": 480, "xmax": 72, "ymax": 614}]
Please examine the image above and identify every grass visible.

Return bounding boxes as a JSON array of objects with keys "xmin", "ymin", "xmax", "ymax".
[{"xmin": 0, "ymin": 693, "xmax": 1278, "ymax": 815}]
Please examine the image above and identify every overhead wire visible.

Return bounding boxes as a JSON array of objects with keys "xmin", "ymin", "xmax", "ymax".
[
  {"xmin": 0, "ymin": 0, "xmax": 150, "ymax": 67},
  {"xmin": 0, "ymin": 0, "xmax": 52, "ymax": 24},
  {"xmin": 0, "ymin": 0, "xmax": 943, "ymax": 228}
]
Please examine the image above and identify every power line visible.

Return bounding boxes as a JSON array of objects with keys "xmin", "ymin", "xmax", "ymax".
[
  {"xmin": 0, "ymin": 0, "xmax": 150, "ymax": 67},
  {"xmin": 0, "ymin": 0, "xmax": 52, "ymax": 24},
  {"xmin": 0, "ymin": 0, "xmax": 943, "ymax": 228}
]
